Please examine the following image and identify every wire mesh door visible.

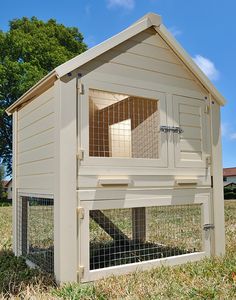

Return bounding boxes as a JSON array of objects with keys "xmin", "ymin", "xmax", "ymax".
[
  {"xmin": 17, "ymin": 196, "xmax": 54, "ymax": 274},
  {"xmin": 79, "ymin": 83, "xmax": 168, "ymax": 168},
  {"xmin": 79, "ymin": 195, "xmax": 211, "ymax": 282}
]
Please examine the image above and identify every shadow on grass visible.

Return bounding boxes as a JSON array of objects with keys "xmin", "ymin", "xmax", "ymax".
[
  {"xmin": 0, "ymin": 249, "xmax": 56, "ymax": 297},
  {"xmin": 90, "ymin": 240, "xmax": 195, "ymax": 270}
]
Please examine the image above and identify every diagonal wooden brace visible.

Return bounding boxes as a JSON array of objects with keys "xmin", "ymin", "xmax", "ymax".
[{"xmin": 89, "ymin": 210, "xmax": 129, "ymax": 242}]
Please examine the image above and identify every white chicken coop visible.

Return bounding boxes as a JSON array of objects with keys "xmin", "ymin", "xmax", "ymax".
[{"xmin": 7, "ymin": 13, "xmax": 226, "ymax": 283}]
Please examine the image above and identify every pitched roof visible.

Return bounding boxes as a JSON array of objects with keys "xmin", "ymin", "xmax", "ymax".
[
  {"xmin": 223, "ymin": 168, "xmax": 236, "ymax": 177},
  {"xmin": 6, "ymin": 13, "xmax": 226, "ymax": 115}
]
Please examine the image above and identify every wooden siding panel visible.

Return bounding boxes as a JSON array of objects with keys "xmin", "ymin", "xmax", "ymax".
[
  {"xmin": 83, "ymin": 62, "xmax": 200, "ymax": 92},
  {"xmin": 18, "ymin": 128, "xmax": 55, "ymax": 153},
  {"xmin": 100, "ymin": 51, "xmax": 191, "ymax": 79},
  {"xmin": 18, "ymin": 158, "xmax": 54, "ymax": 176},
  {"xmin": 18, "ymin": 143, "xmax": 54, "ymax": 165},
  {"xmin": 18, "ymin": 113, "xmax": 54, "ymax": 142},
  {"xmin": 17, "ymin": 86, "xmax": 55, "ymax": 192},
  {"xmin": 18, "ymin": 86, "xmax": 54, "ymax": 120},
  {"xmin": 17, "ymin": 174, "xmax": 54, "ymax": 190},
  {"xmin": 18, "ymin": 98, "xmax": 55, "ymax": 130},
  {"xmin": 131, "ymin": 29, "xmax": 169, "ymax": 48}
]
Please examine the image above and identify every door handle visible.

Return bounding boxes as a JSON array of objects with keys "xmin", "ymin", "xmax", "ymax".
[{"xmin": 160, "ymin": 126, "xmax": 184, "ymax": 134}]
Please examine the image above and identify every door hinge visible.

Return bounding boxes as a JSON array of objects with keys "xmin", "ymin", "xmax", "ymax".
[
  {"xmin": 205, "ymin": 105, "xmax": 210, "ymax": 114},
  {"xmin": 77, "ymin": 149, "xmax": 84, "ymax": 161},
  {"xmin": 206, "ymin": 155, "xmax": 211, "ymax": 166},
  {"xmin": 77, "ymin": 83, "xmax": 84, "ymax": 94},
  {"xmin": 77, "ymin": 266, "xmax": 84, "ymax": 280},
  {"xmin": 77, "ymin": 207, "xmax": 85, "ymax": 219},
  {"xmin": 203, "ymin": 224, "xmax": 215, "ymax": 231},
  {"xmin": 211, "ymin": 176, "xmax": 213, "ymax": 188}
]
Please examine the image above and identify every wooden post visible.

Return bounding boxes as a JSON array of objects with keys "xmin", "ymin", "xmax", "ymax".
[
  {"xmin": 210, "ymin": 96, "xmax": 225, "ymax": 255},
  {"xmin": 132, "ymin": 207, "xmax": 146, "ymax": 242},
  {"xmin": 12, "ymin": 111, "xmax": 18, "ymax": 255},
  {"xmin": 54, "ymin": 76, "xmax": 78, "ymax": 283},
  {"xmin": 21, "ymin": 198, "xmax": 28, "ymax": 256}
]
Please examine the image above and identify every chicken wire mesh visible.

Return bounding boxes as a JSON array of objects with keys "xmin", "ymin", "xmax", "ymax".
[
  {"xmin": 89, "ymin": 89, "xmax": 159, "ymax": 159},
  {"xmin": 17, "ymin": 196, "xmax": 54, "ymax": 273},
  {"xmin": 89, "ymin": 204, "xmax": 202, "ymax": 270}
]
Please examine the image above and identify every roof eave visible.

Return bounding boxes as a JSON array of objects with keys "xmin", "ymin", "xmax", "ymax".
[
  {"xmin": 6, "ymin": 70, "xmax": 58, "ymax": 115},
  {"xmin": 55, "ymin": 14, "xmax": 161, "ymax": 78},
  {"xmin": 156, "ymin": 24, "xmax": 226, "ymax": 106}
]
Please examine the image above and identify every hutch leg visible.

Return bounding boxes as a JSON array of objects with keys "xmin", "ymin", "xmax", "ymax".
[{"xmin": 132, "ymin": 207, "xmax": 146, "ymax": 242}]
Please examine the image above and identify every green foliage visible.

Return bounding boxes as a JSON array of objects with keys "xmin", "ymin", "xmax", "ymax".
[
  {"xmin": 52, "ymin": 283, "xmax": 106, "ymax": 300},
  {"xmin": 0, "ymin": 164, "xmax": 4, "ymax": 199},
  {"xmin": 0, "ymin": 17, "xmax": 87, "ymax": 174}
]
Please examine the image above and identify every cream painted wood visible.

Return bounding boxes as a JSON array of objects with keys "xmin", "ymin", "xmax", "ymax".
[
  {"xmin": 172, "ymin": 95, "xmax": 209, "ymax": 168},
  {"xmin": 18, "ymin": 113, "xmax": 54, "ymax": 142},
  {"xmin": 18, "ymin": 86, "xmax": 54, "ymax": 120},
  {"xmin": 12, "ymin": 112, "xmax": 18, "ymax": 255},
  {"xmin": 81, "ymin": 72, "xmax": 206, "ymax": 101},
  {"xmin": 78, "ymin": 175, "xmax": 211, "ymax": 189},
  {"xmin": 18, "ymin": 128, "xmax": 54, "ymax": 153},
  {"xmin": 6, "ymin": 13, "xmax": 225, "ymax": 115},
  {"xmin": 54, "ymin": 77, "xmax": 78, "ymax": 283},
  {"xmin": 78, "ymin": 188, "xmax": 211, "ymax": 202},
  {"xmin": 210, "ymin": 98, "xmax": 225, "ymax": 255},
  {"xmin": 80, "ymin": 81, "xmax": 168, "ymax": 168},
  {"xmin": 80, "ymin": 192, "xmax": 211, "ymax": 282},
  {"xmin": 83, "ymin": 252, "xmax": 206, "ymax": 282}
]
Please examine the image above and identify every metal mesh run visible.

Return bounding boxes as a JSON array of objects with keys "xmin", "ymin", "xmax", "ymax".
[
  {"xmin": 89, "ymin": 89, "xmax": 159, "ymax": 159},
  {"xmin": 17, "ymin": 196, "xmax": 54, "ymax": 273},
  {"xmin": 89, "ymin": 205, "xmax": 202, "ymax": 270}
]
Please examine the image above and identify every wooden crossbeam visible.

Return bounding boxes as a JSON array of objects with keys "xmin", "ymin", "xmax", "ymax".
[{"xmin": 90, "ymin": 210, "xmax": 129, "ymax": 242}]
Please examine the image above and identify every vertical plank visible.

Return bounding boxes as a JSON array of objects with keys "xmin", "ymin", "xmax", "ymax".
[
  {"xmin": 210, "ymin": 96, "xmax": 225, "ymax": 255},
  {"xmin": 54, "ymin": 76, "xmax": 78, "ymax": 283},
  {"xmin": 132, "ymin": 207, "xmax": 146, "ymax": 242},
  {"xmin": 21, "ymin": 198, "xmax": 28, "ymax": 256},
  {"xmin": 12, "ymin": 111, "xmax": 18, "ymax": 255}
]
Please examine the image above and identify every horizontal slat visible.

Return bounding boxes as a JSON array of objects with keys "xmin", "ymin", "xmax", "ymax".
[
  {"xmin": 82, "ymin": 73, "xmax": 205, "ymax": 100},
  {"xmin": 179, "ymin": 104, "xmax": 201, "ymax": 115},
  {"xmin": 18, "ymin": 158, "xmax": 54, "ymax": 176},
  {"xmin": 180, "ymin": 126, "xmax": 202, "ymax": 139},
  {"xmin": 101, "ymin": 50, "xmax": 192, "ymax": 80},
  {"xmin": 18, "ymin": 143, "xmax": 54, "ymax": 165},
  {"xmin": 18, "ymin": 128, "xmax": 55, "ymax": 153},
  {"xmin": 131, "ymin": 30, "xmax": 169, "ymax": 48},
  {"xmin": 181, "ymin": 152, "xmax": 202, "ymax": 161},
  {"xmin": 115, "ymin": 40, "xmax": 180, "ymax": 65},
  {"xmin": 18, "ymin": 86, "xmax": 54, "ymax": 120},
  {"xmin": 17, "ymin": 174, "xmax": 54, "ymax": 190},
  {"xmin": 180, "ymin": 139, "xmax": 202, "ymax": 152},
  {"xmin": 18, "ymin": 113, "xmax": 55, "ymax": 142},
  {"xmin": 179, "ymin": 113, "xmax": 201, "ymax": 127},
  {"xmin": 82, "ymin": 61, "xmax": 200, "ymax": 92},
  {"xmin": 18, "ymin": 98, "xmax": 55, "ymax": 131}
]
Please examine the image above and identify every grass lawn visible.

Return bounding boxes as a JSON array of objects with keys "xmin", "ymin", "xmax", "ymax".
[{"xmin": 0, "ymin": 201, "xmax": 236, "ymax": 299}]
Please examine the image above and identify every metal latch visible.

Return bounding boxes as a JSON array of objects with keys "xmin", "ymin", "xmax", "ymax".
[
  {"xmin": 77, "ymin": 149, "xmax": 84, "ymax": 161},
  {"xmin": 203, "ymin": 224, "xmax": 215, "ymax": 231},
  {"xmin": 160, "ymin": 126, "xmax": 184, "ymax": 134}
]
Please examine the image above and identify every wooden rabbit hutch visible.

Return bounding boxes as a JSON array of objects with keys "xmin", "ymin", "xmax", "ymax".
[{"xmin": 7, "ymin": 13, "xmax": 226, "ymax": 283}]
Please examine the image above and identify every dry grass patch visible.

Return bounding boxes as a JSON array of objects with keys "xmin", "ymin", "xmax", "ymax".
[{"xmin": 0, "ymin": 202, "xmax": 236, "ymax": 299}]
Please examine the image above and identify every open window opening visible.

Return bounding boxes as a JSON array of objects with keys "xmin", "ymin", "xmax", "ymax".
[{"xmin": 89, "ymin": 89, "xmax": 159, "ymax": 159}]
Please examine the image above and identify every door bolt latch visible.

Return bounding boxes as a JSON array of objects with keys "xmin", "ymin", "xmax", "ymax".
[{"xmin": 203, "ymin": 224, "xmax": 215, "ymax": 231}]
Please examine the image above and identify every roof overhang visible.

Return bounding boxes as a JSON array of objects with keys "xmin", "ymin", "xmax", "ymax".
[{"xmin": 6, "ymin": 12, "xmax": 225, "ymax": 115}]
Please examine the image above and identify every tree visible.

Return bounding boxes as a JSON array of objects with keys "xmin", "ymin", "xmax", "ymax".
[
  {"xmin": 0, "ymin": 163, "xmax": 5, "ymax": 200},
  {"xmin": 0, "ymin": 17, "xmax": 87, "ymax": 174}
]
